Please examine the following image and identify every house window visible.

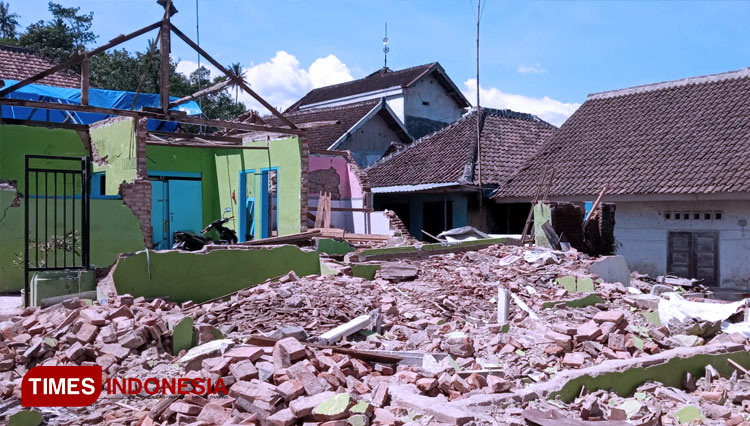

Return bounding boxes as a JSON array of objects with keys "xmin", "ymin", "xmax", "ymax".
[
  {"xmin": 663, "ymin": 210, "xmax": 722, "ymax": 221},
  {"xmin": 422, "ymin": 101, "xmax": 430, "ymax": 106}
]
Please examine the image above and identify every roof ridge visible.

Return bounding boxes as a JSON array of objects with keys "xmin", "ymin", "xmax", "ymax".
[
  {"xmin": 588, "ymin": 67, "xmax": 750, "ymax": 100},
  {"xmin": 301, "ymin": 63, "xmax": 436, "ymax": 96},
  {"xmin": 366, "ymin": 108, "xmax": 476, "ymax": 172},
  {"xmin": 481, "ymin": 107, "xmax": 556, "ymax": 128},
  {"xmin": 282, "ymin": 99, "xmax": 379, "ymax": 116},
  {"xmin": 0, "ymin": 44, "xmax": 36, "ymax": 54}
]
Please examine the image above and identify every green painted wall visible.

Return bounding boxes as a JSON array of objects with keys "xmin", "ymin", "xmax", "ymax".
[
  {"xmin": 89, "ymin": 118, "xmax": 138, "ymax": 194},
  {"xmin": 146, "ymin": 145, "xmax": 221, "ymax": 227},
  {"xmin": 214, "ymin": 137, "xmax": 302, "ymax": 239},
  {"xmin": 112, "ymin": 245, "xmax": 320, "ymax": 303},
  {"xmin": 0, "ymin": 124, "xmax": 144, "ymax": 291}
]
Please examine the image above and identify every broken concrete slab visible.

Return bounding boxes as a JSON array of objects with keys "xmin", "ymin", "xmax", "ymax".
[
  {"xmin": 389, "ymin": 384, "xmax": 474, "ymax": 425},
  {"xmin": 590, "ymin": 255, "xmax": 631, "ymax": 287}
]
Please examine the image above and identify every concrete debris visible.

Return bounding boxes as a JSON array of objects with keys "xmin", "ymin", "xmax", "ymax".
[{"xmin": 1, "ymin": 244, "xmax": 749, "ymax": 425}]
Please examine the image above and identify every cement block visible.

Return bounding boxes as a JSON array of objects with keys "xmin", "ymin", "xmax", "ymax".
[{"xmin": 590, "ymin": 255, "xmax": 630, "ymax": 287}]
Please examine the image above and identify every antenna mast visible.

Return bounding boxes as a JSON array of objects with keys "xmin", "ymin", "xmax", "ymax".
[
  {"xmin": 476, "ymin": 0, "xmax": 482, "ymax": 212},
  {"xmin": 383, "ymin": 23, "xmax": 390, "ymax": 68}
]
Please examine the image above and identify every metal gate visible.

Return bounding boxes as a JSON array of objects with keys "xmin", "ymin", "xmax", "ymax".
[{"xmin": 24, "ymin": 155, "xmax": 91, "ymax": 305}]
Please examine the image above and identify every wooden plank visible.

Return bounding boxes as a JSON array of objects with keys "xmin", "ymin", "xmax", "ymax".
[
  {"xmin": 168, "ymin": 23, "xmax": 298, "ymax": 129},
  {"xmin": 324, "ymin": 192, "xmax": 332, "ymax": 228},
  {"xmin": 314, "ymin": 192, "xmax": 324, "ymax": 228},
  {"xmin": 168, "ymin": 78, "xmax": 231, "ymax": 108},
  {"xmin": 329, "ymin": 206, "xmax": 373, "ymax": 212},
  {"xmin": 80, "ymin": 54, "xmax": 89, "ymax": 106},
  {"xmin": 0, "ymin": 98, "xmax": 304, "ymax": 135},
  {"xmin": 0, "ymin": 21, "xmax": 161, "ymax": 97},
  {"xmin": 0, "ymin": 118, "xmax": 88, "ymax": 131},
  {"xmin": 145, "ymin": 140, "xmax": 267, "ymax": 150},
  {"xmin": 239, "ymin": 230, "xmax": 320, "ymax": 246},
  {"xmin": 148, "ymin": 130, "xmax": 243, "ymax": 144},
  {"xmin": 583, "ymin": 185, "xmax": 608, "ymax": 227},
  {"xmin": 159, "ymin": 7, "xmax": 171, "ymax": 114}
]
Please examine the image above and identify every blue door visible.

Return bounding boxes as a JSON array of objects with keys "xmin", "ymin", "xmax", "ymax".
[
  {"xmin": 151, "ymin": 181, "xmax": 169, "ymax": 249},
  {"xmin": 168, "ymin": 180, "xmax": 203, "ymax": 240}
]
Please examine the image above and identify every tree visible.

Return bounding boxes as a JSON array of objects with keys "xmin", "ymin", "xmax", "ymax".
[
  {"xmin": 0, "ymin": 1, "xmax": 19, "ymax": 40},
  {"xmin": 226, "ymin": 62, "xmax": 246, "ymax": 103},
  {"xmin": 90, "ymin": 48, "xmax": 246, "ymax": 127},
  {"xmin": 18, "ymin": 2, "xmax": 96, "ymax": 65}
]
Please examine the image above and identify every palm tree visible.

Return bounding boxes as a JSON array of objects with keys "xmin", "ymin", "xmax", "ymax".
[
  {"xmin": 0, "ymin": 1, "xmax": 20, "ymax": 40},
  {"xmin": 226, "ymin": 62, "xmax": 246, "ymax": 103}
]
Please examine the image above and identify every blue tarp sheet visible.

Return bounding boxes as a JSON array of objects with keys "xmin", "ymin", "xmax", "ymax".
[{"xmin": 1, "ymin": 79, "xmax": 202, "ymax": 131}]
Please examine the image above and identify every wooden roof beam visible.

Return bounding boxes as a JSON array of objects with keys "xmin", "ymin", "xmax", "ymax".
[
  {"xmin": 0, "ymin": 98, "xmax": 305, "ymax": 135},
  {"xmin": 168, "ymin": 78, "xmax": 231, "ymax": 108},
  {"xmin": 168, "ymin": 23, "xmax": 298, "ymax": 130},
  {"xmin": 0, "ymin": 21, "xmax": 162, "ymax": 97}
]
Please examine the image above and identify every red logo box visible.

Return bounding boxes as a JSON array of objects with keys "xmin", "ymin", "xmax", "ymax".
[{"xmin": 22, "ymin": 366, "xmax": 102, "ymax": 407}]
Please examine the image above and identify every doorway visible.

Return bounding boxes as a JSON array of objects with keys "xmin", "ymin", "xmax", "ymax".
[
  {"xmin": 150, "ymin": 174, "xmax": 203, "ymax": 250},
  {"xmin": 238, "ymin": 168, "xmax": 278, "ymax": 241},
  {"xmin": 667, "ymin": 231, "xmax": 719, "ymax": 285}
]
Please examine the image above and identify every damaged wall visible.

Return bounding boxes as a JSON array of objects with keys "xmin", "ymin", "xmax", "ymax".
[
  {"xmin": 112, "ymin": 245, "xmax": 320, "ymax": 303},
  {"xmin": 0, "ymin": 124, "xmax": 144, "ymax": 291},
  {"xmin": 615, "ymin": 199, "xmax": 750, "ymax": 289},
  {"xmin": 215, "ymin": 137, "xmax": 303, "ymax": 240}
]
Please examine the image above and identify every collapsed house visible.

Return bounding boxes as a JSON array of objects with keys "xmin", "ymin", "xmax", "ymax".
[
  {"xmin": 367, "ymin": 108, "xmax": 555, "ymax": 239},
  {"xmin": 248, "ymin": 100, "xmax": 411, "ymax": 234},
  {"xmin": 495, "ymin": 68, "xmax": 750, "ymax": 290},
  {"xmin": 0, "ymin": 9, "xmax": 317, "ymax": 304},
  {"xmin": 1, "ymin": 8, "xmax": 750, "ymax": 426}
]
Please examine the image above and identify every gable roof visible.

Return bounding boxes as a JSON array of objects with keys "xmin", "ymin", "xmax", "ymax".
[
  {"xmin": 495, "ymin": 67, "xmax": 750, "ymax": 199},
  {"xmin": 260, "ymin": 99, "xmax": 411, "ymax": 151},
  {"xmin": 367, "ymin": 108, "xmax": 555, "ymax": 191},
  {"xmin": 0, "ymin": 44, "xmax": 80, "ymax": 88},
  {"xmin": 286, "ymin": 62, "xmax": 470, "ymax": 112}
]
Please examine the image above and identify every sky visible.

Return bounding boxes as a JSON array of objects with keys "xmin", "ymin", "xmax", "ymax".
[{"xmin": 9, "ymin": 0, "xmax": 750, "ymax": 126}]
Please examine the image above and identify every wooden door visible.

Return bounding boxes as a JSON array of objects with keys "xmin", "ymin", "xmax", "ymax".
[{"xmin": 667, "ymin": 231, "xmax": 719, "ymax": 285}]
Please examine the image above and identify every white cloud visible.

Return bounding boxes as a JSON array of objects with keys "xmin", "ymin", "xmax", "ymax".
[
  {"xmin": 177, "ymin": 51, "xmax": 353, "ymax": 113},
  {"xmin": 517, "ymin": 63, "xmax": 546, "ymax": 74},
  {"xmin": 463, "ymin": 79, "xmax": 580, "ymax": 127},
  {"xmin": 174, "ymin": 59, "xmax": 221, "ymax": 79}
]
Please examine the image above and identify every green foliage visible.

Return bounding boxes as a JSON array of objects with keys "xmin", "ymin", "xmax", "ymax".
[
  {"xmin": 18, "ymin": 2, "xmax": 97, "ymax": 66},
  {"xmin": 5, "ymin": 2, "xmax": 246, "ymax": 126},
  {"xmin": 0, "ymin": 1, "xmax": 19, "ymax": 39}
]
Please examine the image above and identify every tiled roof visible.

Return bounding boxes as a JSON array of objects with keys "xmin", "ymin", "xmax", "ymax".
[
  {"xmin": 495, "ymin": 68, "xmax": 750, "ymax": 198},
  {"xmin": 262, "ymin": 100, "xmax": 408, "ymax": 151},
  {"xmin": 286, "ymin": 62, "xmax": 469, "ymax": 112},
  {"xmin": 367, "ymin": 108, "xmax": 555, "ymax": 189},
  {"xmin": 0, "ymin": 44, "xmax": 80, "ymax": 88}
]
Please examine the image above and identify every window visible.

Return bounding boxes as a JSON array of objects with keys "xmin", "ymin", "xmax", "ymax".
[
  {"xmin": 422, "ymin": 101, "xmax": 430, "ymax": 106},
  {"xmin": 663, "ymin": 210, "xmax": 722, "ymax": 221}
]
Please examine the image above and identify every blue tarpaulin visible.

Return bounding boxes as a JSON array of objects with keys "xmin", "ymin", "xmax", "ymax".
[{"xmin": 1, "ymin": 79, "xmax": 202, "ymax": 131}]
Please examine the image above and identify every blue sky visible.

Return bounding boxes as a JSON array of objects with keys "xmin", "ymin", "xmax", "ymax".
[{"xmin": 10, "ymin": 0, "xmax": 750, "ymax": 125}]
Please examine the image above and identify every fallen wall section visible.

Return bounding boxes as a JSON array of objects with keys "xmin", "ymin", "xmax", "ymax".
[{"xmin": 112, "ymin": 245, "xmax": 321, "ymax": 303}]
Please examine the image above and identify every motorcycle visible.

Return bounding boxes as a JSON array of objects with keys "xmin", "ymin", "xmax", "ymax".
[{"xmin": 172, "ymin": 216, "xmax": 238, "ymax": 251}]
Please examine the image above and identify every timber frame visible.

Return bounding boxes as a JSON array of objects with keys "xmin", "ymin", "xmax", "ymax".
[{"xmin": 0, "ymin": 0, "xmax": 304, "ymax": 147}]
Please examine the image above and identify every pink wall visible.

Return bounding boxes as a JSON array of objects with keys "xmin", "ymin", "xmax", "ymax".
[{"xmin": 309, "ymin": 154, "xmax": 363, "ymax": 199}]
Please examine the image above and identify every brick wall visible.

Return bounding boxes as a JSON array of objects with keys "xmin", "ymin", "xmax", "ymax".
[
  {"xmin": 119, "ymin": 179, "xmax": 153, "ymax": 249},
  {"xmin": 299, "ymin": 137, "xmax": 309, "ymax": 232},
  {"xmin": 135, "ymin": 118, "xmax": 148, "ymax": 179}
]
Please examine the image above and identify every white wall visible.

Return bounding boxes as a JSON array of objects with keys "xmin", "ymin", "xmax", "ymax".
[
  {"xmin": 385, "ymin": 96, "xmax": 404, "ymax": 122},
  {"xmin": 404, "ymin": 76, "xmax": 463, "ymax": 124},
  {"xmin": 615, "ymin": 199, "xmax": 750, "ymax": 289}
]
